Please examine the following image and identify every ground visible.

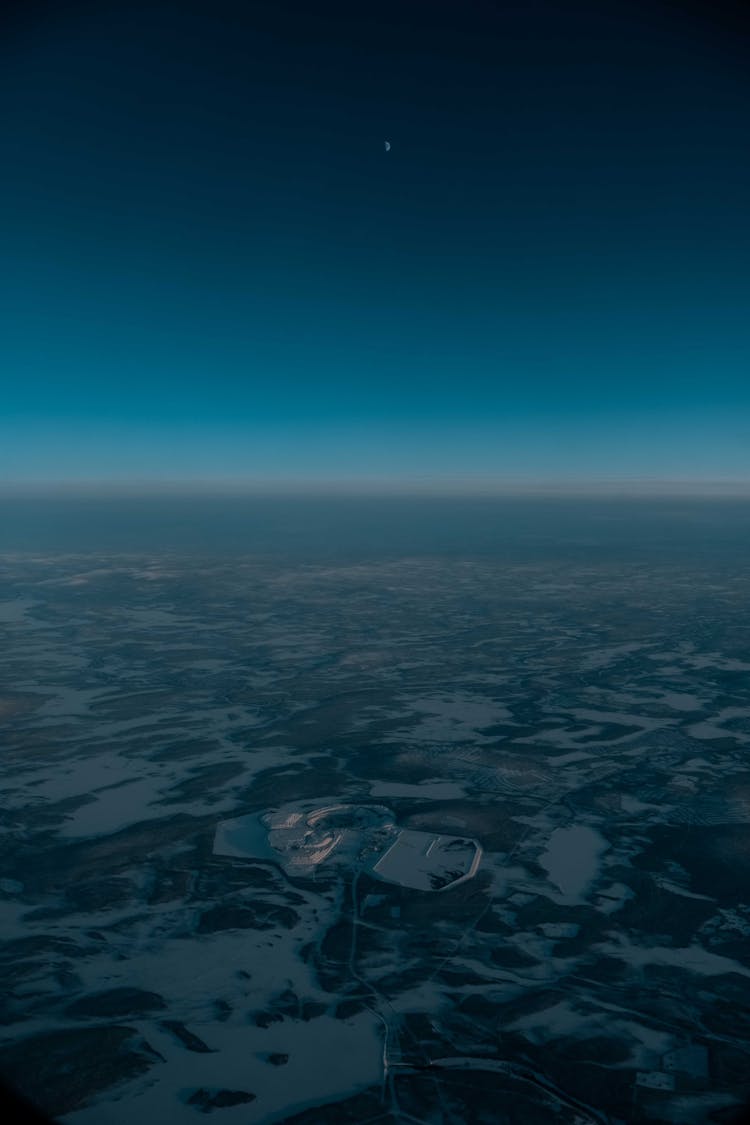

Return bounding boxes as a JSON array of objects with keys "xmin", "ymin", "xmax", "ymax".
[{"xmin": 1, "ymin": 546, "xmax": 750, "ymax": 1123}]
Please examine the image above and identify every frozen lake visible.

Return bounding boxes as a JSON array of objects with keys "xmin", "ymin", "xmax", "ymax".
[{"xmin": 539, "ymin": 825, "xmax": 609, "ymax": 899}]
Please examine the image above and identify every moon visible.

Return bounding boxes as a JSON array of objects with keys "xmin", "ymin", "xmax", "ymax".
[{"xmin": 384, "ymin": 140, "xmax": 391, "ymax": 152}]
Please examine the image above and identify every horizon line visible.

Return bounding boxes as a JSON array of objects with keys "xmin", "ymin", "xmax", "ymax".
[{"xmin": 2, "ymin": 476, "xmax": 750, "ymax": 498}]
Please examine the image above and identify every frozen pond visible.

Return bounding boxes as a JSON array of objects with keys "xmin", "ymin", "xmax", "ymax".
[
  {"xmin": 369, "ymin": 780, "xmax": 466, "ymax": 800},
  {"xmin": 213, "ymin": 812, "xmax": 278, "ymax": 861},
  {"xmin": 539, "ymin": 825, "xmax": 609, "ymax": 899},
  {"xmin": 372, "ymin": 829, "xmax": 481, "ymax": 892}
]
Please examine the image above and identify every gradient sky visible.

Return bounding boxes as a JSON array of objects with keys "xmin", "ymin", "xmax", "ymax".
[{"xmin": 2, "ymin": 0, "xmax": 749, "ymax": 484}]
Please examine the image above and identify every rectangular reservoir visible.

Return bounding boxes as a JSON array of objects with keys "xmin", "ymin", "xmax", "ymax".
[{"xmin": 372, "ymin": 829, "xmax": 481, "ymax": 891}]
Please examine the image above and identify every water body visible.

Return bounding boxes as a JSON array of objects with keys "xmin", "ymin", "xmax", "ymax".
[
  {"xmin": 539, "ymin": 826, "xmax": 610, "ymax": 899},
  {"xmin": 213, "ymin": 813, "xmax": 277, "ymax": 861}
]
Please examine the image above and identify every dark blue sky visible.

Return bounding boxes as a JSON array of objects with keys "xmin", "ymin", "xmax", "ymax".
[{"xmin": 2, "ymin": 0, "xmax": 749, "ymax": 484}]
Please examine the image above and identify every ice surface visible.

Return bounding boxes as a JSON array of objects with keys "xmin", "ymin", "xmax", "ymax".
[
  {"xmin": 372, "ymin": 828, "xmax": 481, "ymax": 890},
  {"xmin": 213, "ymin": 813, "xmax": 278, "ymax": 861},
  {"xmin": 368, "ymin": 780, "xmax": 466, "ymax": 799},
  {"xmin": 539, "ymin": 825, "xmax": 609, "ymax": 900}
]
